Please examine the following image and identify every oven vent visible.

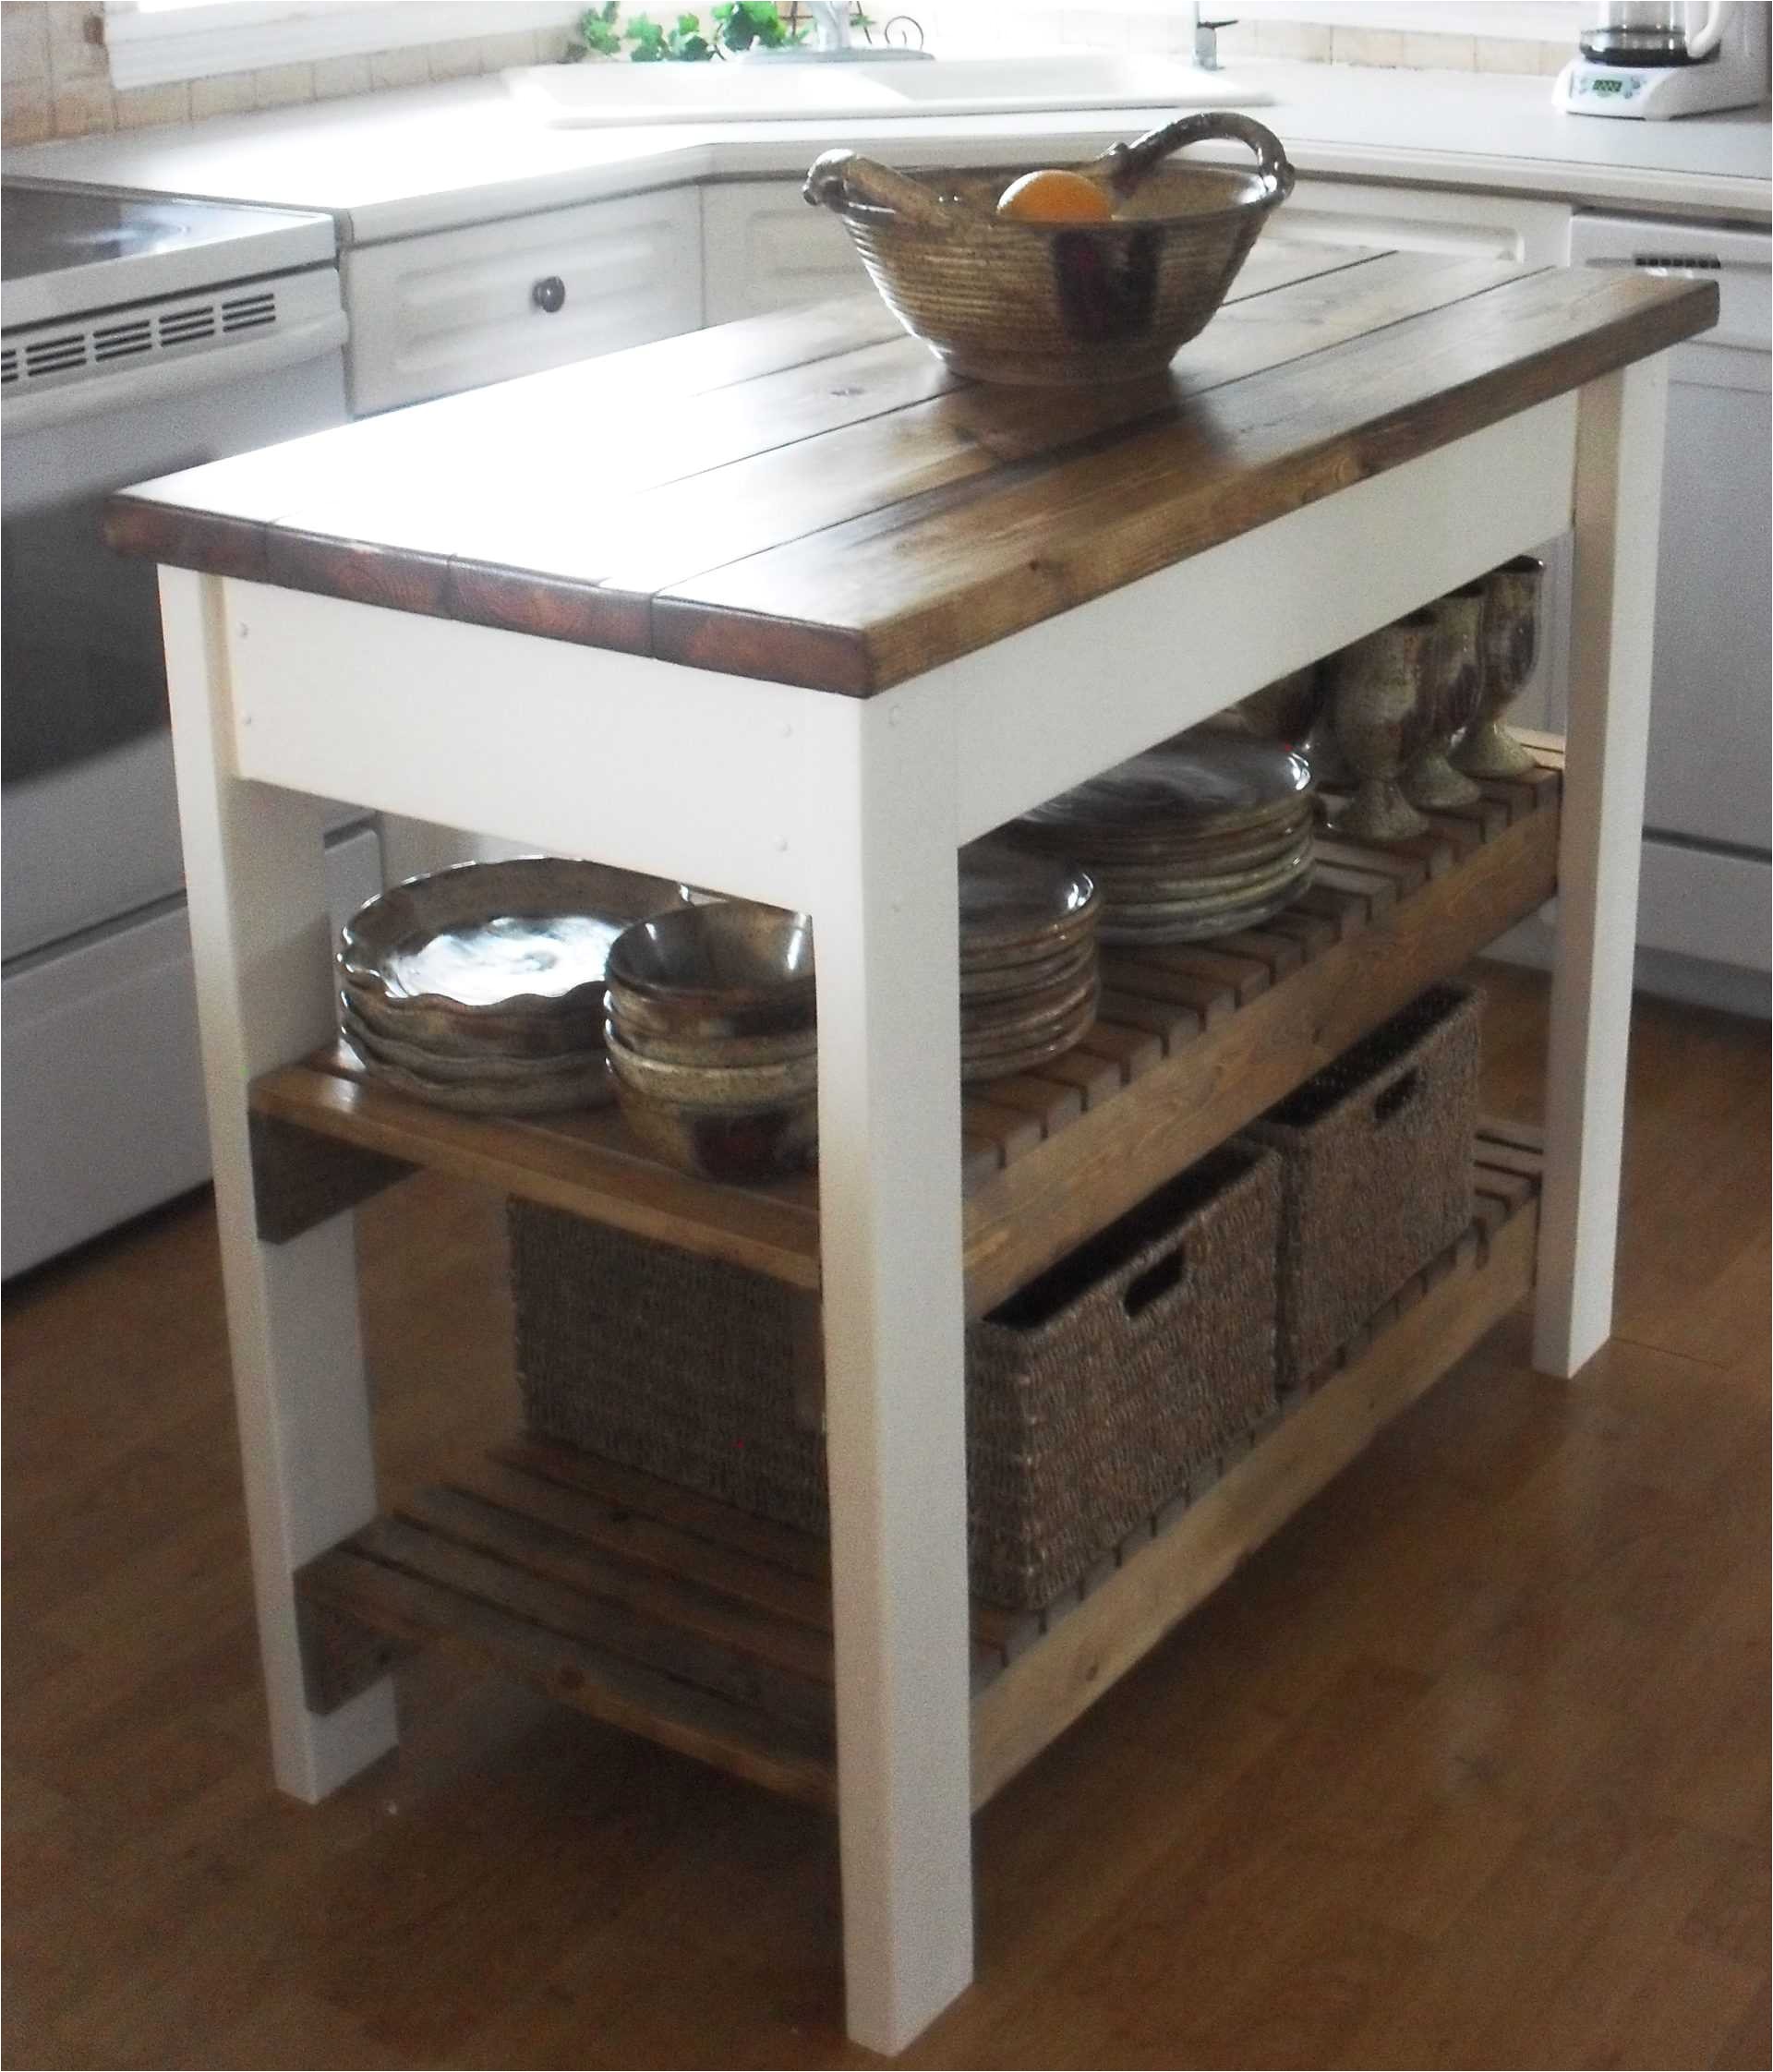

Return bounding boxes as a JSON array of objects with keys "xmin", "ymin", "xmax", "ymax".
[
  {"xmin": 24, "ymin": 331, "xmax": 88, "ymax": 379},
  {"xmin": 222, "ymin": 290, "xmax": 276, "ymax": 332},
  {"xmin": 94, "ymin": 317, "xmax": 153, "ymax": 363},
  {"xmin": 158, "ymin": 305, "xmax": 217, "ymax": 347},
  {"xmin": 3, "ymin": 282, "xmax": 295, "ymax": 404},
  {"xmin": 0, "ymin": 344, "xmax": 18, "ymax": 387}
]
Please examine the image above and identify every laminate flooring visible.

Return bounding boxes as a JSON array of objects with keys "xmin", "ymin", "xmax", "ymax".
[{"xmin": 5, "ymin": 961, "xmax": 1767, "ymax": 2070}]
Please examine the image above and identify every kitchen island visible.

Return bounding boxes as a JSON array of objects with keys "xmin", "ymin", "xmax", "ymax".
[{"xmin": 110, "ymin": 245, "xmax": 1714, "ymax": 2054}]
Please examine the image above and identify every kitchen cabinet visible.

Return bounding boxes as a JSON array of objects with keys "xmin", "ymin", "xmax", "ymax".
[
  {"xmin": 112, "ymin": 248, "xmax": 1710, "ymax": 2055},
  {"xmin": 1269, "ymin": 173, "xmax": 1572, "ymax": 264},
  {"xmin": 702, "ymin": 177, "xmax": 862, "ymax": 323},
  {"xmin": 344, "ymin": 186, "xmax": 702, "ymax": 415}
]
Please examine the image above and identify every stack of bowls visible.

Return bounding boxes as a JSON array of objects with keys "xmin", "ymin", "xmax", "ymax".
[
  {"xmin": 958, "ymin": 840, "xmax": 1101, "ymax": 1080},
  {"xmin": 604, "ymin": 901, "xmax": 817, "ymax": 1183},
  {"xmin": 337, "ymin": 859, "xmax": 688, "ymax": 1114},
  {"xmin": 1005, "ymin": 737, "xmax": 1316, "ymax": 945}
]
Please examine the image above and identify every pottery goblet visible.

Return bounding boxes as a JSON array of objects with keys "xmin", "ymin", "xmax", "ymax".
[
  {"xmin": 1402, "ymin": 584, "xmax": 1485, "ymax": 810},
  {"xmin": 1455, "ymin": 554, "xmax": 1544, "ymax": 779},
  {"xmin": 1194, "ymin": 663, "xmax": 1325, "ymax": 746},
  {"xmin": 1328, "ymin": 613, "xmax": 1435, "ymax": 843}
]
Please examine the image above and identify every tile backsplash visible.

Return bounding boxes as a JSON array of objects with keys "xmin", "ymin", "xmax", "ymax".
[
  {"xmin": 2, "ymin": 0, "xmax": 1569, "ymax": 150},
  {"xmin": 1, "ymin": 2, "xmax": 584, "ymax": 144}
]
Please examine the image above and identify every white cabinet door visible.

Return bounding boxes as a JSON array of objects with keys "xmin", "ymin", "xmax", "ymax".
[
  {"xmin": 1265, "ymin": 175, "xmax": 1571, "ymax": 265},
  {"xmin": 703, "ymin": 178, "xmax": 867, "ymax": 324},
  {"xmin": 345, "ymin": 187, "xmax": 703, "ymax": 415}
]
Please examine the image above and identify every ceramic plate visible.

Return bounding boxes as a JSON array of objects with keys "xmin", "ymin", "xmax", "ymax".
[
  {"xmin": 959, "ymin": 936, "xmax": 1096, "ymax": 1003},
  {"xmin": 1097, "ymin": 875, "xmax": 1313, "ymax": 946},
  {"xmin": 340, "ymin": 858, "xmax": 690, "ymax": 1026},
  {"xmin": 340, "ymin": 1000, "xmax": 608, "ymax": 1085},
  {"xmin": 341, "ymin": 1031, "xmax": 616, "ymax": 1114},
  {"xmin": 957, "ymin": 838, "xmax": 1099, "ymax": 958},
  {"xmin": 1011, "ymin": 739, "xmax": 1313, "ymax": 846},
  {"xmin": 961, "ymin": 989, "xmax": 1100, "ymax": 1082}
]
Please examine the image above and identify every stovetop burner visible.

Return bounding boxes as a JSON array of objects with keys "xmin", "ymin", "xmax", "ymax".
[{"xmin": 1, "ymin": 177, "xmax": 336, "ymax": 331}]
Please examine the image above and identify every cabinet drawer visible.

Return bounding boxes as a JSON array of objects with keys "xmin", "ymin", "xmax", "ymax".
[
  {"xmin": 702, "ymin": 179, "xmax": 866, "ymax": 324},
  {"xmin": 345, "ymin": 187, "xmax": 704, "ymax": 415}
]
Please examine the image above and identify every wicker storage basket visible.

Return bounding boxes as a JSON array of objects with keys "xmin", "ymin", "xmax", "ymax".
[
  {"xmin": 509, "ymin": 1140, "xmax": 1282, "ymax": 1612},
  {"xmin": 1241, "ymin": 982, "xmax": 1481, "ymax": 1389}
]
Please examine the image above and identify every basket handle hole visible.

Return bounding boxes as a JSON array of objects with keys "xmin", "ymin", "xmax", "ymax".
[
  {"xmin": 1375, "ymin": 1068, "xmax": 1421, "ymax": 1126},
  {"xmin": 1124, "ymin": 1247, "xmax": 1187, "ymax": 1319}
]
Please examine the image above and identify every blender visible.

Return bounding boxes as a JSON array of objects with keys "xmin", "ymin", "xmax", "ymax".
[{"xmin": 1555, "ymin": 1, "xmax": 1770, "ymax": 117}]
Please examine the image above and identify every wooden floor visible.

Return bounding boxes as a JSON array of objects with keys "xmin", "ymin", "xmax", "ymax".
[{"xmin": 5, "ymin": 961, "xmax": 1767, "ymax": 2070}]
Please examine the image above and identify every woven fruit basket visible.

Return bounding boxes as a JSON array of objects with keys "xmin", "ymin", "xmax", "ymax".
[{"xmin": 802, "ymin": 110, "xmax": 1295, "ymax": 386}]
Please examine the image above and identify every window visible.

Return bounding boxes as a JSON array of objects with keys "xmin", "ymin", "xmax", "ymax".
[{"xmin": 103, "ymin": 0, "xmax": 578, "ymax": 90}]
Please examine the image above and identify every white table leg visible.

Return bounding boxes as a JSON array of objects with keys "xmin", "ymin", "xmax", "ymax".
[
  {"xmin": 160, "ymin": 569, "xmax": 396, "ymax": 1800},
  {"xmin": 1536, "ymin": 358, "xmax": 1671, "ymax": 1377},
  {"xmin": 802, "ymin": 686, "xmax": 974, "ymax": 2056}
]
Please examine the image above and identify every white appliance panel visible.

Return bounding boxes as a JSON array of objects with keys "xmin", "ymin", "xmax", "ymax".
[{"xmin": 1, "ymin": 823, "xmax": 381, "ymax": 1280}]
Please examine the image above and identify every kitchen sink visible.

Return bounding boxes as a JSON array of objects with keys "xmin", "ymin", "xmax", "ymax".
[{"xmin": 504, "ymin": 54, "xmax": 1271, "ymax": 126}]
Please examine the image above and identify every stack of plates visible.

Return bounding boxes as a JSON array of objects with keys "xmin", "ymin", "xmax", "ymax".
[
  {"xmin": 337, "ymin": 858, "xmax": 689, "ymax": 1114},
  {"xmin": 958, "ymin": 840, "xmax": 1101, "ymax": 1080},
  {"xmin": 1005, "ymin": 739, "xmax": 1315, "ymax": 945}
]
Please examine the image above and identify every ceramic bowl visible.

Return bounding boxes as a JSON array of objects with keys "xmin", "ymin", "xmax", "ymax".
[
  {"xmin": 609, "ymin": 1076, "xmax": 820, "ymax": 1184},
  {"xmin": 609, "ymin": 1016, "xmax": 819, "ymax": 1070},
  {"xmin": 604, "ymin": 1024, "xmax": 820, "ymax": 1110},
  {"xmin": 606, "ymin": 900, "xmax": 815, "ymax": 1025}
]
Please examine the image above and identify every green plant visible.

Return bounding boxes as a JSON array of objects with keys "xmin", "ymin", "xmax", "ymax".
[
  {"xmin": 709, "ymin": 3, "xmax": 807, "ymax": 53},
  {"xmin": 625, "ymin": 11, "xmax": 714, "ymax": 60},
  {"xmin": 569, "ymin": 1, "xmax": 622, "ymax": 57},
  {"xmin": 566, "ymin": 2, "xmax": 814, "ymax": 64}
]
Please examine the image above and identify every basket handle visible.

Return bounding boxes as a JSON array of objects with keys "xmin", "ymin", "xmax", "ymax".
[
  {"xmin": 1087, "ymin": 111, "xmax": 1295, "ymax": 210},
  {"xmin": 1120, "ymin": 1242, "xmax": 1190, "ymax": 1324},
  {"xmin": 803, "ymin": 150, "xmax": 959, "ymax": 232},
  {"xmin": 1374, "ymin": 1067, "xmax": 1422, "ymax": 1127}
]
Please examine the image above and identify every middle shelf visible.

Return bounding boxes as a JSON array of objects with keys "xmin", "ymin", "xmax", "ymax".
[{"xmin": 250, "ymin": 752, "xmax": 1562, "ymax": 1317}]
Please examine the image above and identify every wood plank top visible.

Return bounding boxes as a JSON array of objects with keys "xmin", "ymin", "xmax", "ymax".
[{"xmin": 107, "ymin": 247, "xmax": 1716, "ymax": 696}]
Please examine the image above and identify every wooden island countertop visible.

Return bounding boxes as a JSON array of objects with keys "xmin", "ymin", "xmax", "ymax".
[{"xmin": 108, "ymin": 247, "xmax": 1714, "ymax": 694}]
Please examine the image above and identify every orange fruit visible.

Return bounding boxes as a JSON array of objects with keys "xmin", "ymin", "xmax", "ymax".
[{"xmin": 995, "ymin": 168, "xmax": 1114, "ymax": 224}]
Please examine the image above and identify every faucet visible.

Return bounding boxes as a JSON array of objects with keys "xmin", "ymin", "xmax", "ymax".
[
  {"xmin": 803, "ymin": 1, "xmax": 853, "ymax": 52},
  {"xmin": 1184, "ymin": 0, "xmax": 1236, "ymax": 70}
]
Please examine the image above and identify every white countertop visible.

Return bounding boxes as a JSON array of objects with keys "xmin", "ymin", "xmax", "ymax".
[{"xmin": 6, "ymin": 59, "xmax": 1768, "ymax": 246}]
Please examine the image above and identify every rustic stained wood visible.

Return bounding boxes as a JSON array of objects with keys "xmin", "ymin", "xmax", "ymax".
[
  {"xmin": 248, "ymin": 764, "xmax": 1562, "ymax": 1312},
  {"xmin": 248, "ymin": 1111, "xmax": 416, "ymax": 1245},
  {"xmin": 107, "ymin": 259, "xmax": 1715, "ymax": 697},
  {"xmin": 295, "ymin": 1135, "xmax": 1540, "ymax": 1813}
]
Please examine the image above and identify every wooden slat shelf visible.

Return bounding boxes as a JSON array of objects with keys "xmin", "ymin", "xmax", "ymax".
[
  {"xmin": 296, "ymin": 1128, "xmax": 1542, "ymax": 1814},
  {"xmin": 250, "ymin": 747, "xmax": 1563, "ymax": 1317}
]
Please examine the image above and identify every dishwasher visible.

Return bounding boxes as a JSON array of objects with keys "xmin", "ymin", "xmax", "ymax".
[
  {"xmin": 2, "ymin": 177, "xmax": 381, "ymax": 1276},
  {"xmin": 1566, "ymin": 211, "xmax": 1771, "ymax": 1005}
]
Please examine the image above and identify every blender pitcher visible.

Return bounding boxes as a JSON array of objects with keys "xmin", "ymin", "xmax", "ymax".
[{"xmin": 1579, "ymin": 1, "xmax": 1726, "ymax": 65}]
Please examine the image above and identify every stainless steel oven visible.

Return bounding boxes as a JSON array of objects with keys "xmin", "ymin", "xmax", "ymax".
[{"xmin": 2, "ymin": 177, "xmax": 379, "ymax": 1275}]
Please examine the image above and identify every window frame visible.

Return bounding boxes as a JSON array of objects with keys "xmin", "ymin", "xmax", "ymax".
[{"xmin": 102, "ymin": 1, "xmax": 579, "ymax": 90}]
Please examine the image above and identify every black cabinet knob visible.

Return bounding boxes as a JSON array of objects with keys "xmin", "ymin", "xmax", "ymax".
[{"xmin": 532, "ymin": 275, "xmax": 566, "ymax": 314}]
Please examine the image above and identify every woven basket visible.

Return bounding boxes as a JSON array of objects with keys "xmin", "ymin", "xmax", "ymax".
[
  {"xmin": 509, "ymin": 1140, "xmax": 1282, "ymax": 1612},
  {"xmin": 1241, "ymin": 982, "xmax": 1480, "ymax": 1389}
]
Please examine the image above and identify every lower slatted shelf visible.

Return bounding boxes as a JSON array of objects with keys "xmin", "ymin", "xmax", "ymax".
[{"xmin": 297, "ymin": 1126, "xmax": 1543, "ymax": 1811}]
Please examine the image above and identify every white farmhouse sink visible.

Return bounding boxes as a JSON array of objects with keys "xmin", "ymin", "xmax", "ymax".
[{"xmin": 505, "ymin": 54, "xmax": 1271, "ymax": 127}]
